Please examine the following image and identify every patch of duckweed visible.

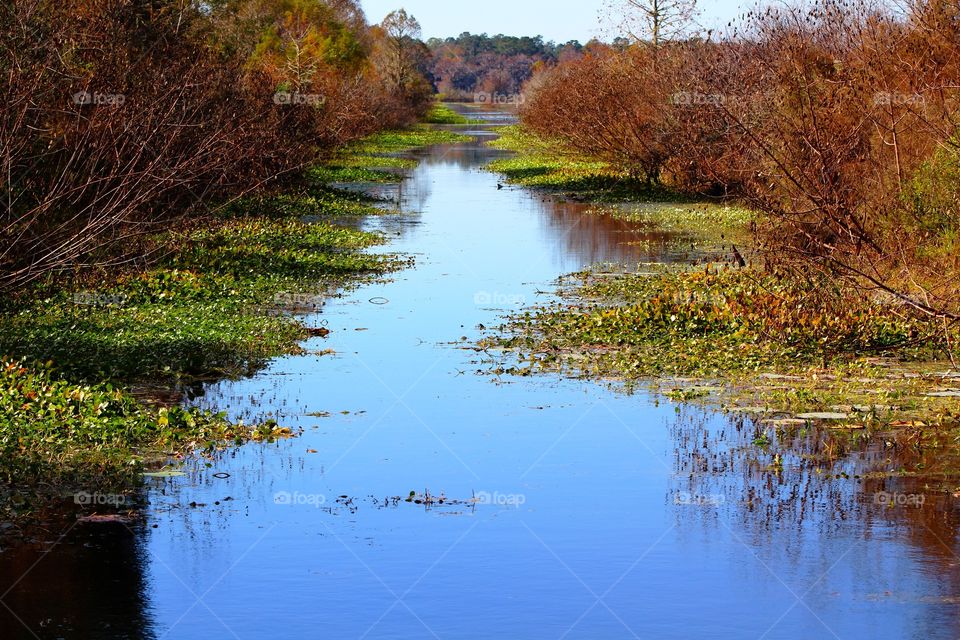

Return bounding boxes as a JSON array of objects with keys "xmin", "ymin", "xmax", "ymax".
[{"xmin": 484, "ymin": 123, "xmax": 960, "ymax": 468}]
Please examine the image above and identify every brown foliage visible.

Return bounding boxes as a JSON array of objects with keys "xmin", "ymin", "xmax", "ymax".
[
  {"xmin": 522, "ymin": 0, "xmax": 960, "ymax": 320},
  {"xmin": 521, "ymin": 46, "xmax": 682, "ymax": 184},
  {"xmin": 0, "ymin": 0, "xmax": 424, "ymax": 292}
]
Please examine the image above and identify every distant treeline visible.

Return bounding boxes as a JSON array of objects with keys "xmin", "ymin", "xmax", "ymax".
[{"xmin": 425, "ymin": 33, "xmax": 607, "ymax": 99}]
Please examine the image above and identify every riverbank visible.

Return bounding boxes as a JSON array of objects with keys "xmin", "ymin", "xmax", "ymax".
[
  {"xmin": 483, "ymin": 125, "xmax": 960, "ymax": 442},
  {"xmin": 489, "ymin": 125, "xmax": 754, "ymax": 253},
  {"xmin": 0, "ymin": 125, "xmax": 469, "ymax": 520}
]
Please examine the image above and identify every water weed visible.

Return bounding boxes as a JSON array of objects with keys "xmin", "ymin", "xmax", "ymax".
[{"xmin": 482, "ymin": 266, "xmax": 959, "ymax": 428}]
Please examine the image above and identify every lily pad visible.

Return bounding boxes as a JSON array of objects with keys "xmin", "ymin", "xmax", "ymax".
[{"xmin": 143, "ymin": 470, "xmax": 186, "ymax": 478}]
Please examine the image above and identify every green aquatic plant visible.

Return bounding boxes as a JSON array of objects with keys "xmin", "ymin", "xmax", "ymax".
[
  {"xmin": 0, "ymin": 359, "xmax": 248, "ymax": 491},
  {"xmin": 347, "ymin": 127, "xmax": 471, "ymax": 155},
  {"xmin": 483, "ymin": 264, "xmax": 958, "ymax": 427},
  {"xmin": 422, "ymin": 103, "xmax": 482, "ymax": 125},
  {"xmin": 487, "ymin": 126, "xmax": 678, "ymax": 202},
  {"xmin": 0, "ymin": 218, "xmax": 402, "ymax": 383},
  {"xmin": 492, "ymin": 267, "xmax": 936, "ymax": 375}
]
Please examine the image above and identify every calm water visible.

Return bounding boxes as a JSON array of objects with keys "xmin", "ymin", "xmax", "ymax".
[{"xmin": 3, "ymin": 109, "xmax": 960, "ymax": 639}]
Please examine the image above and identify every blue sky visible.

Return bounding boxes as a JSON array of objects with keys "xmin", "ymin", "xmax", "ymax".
[{"xmin": 359, "ymin": 0, "xmax": 750, "ymax": 43}]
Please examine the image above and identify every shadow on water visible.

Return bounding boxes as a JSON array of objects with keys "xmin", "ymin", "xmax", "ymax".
[
  {"xmin": 0, "ymin": 524, "xmax": 154, "ymax": 639},
  {"xmin": 2, "ymin": 104, "xmax": 960, "ymax": 639}
]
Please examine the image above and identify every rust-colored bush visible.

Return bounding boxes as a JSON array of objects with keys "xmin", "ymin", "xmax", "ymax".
[
  {"xmin": 521, "ymin": 45, "xmax": 681, "ymax": 184},
  {"xmin": 0, "ymin": 0, "xmax": 425, "ymax": 292},
  {"xmin": 521, "ymin": 0, "xmax": 960, "ymax": 320},
  {"xmin": 718, "ymin": 0, "xmax": 960, "ymax": 320}
]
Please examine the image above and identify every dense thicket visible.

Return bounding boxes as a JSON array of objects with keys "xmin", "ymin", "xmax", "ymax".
[
  {"xmin": 0, "ymin": 0, "xmax": 429, "ymax": 292},
  {"xmin": 521, "ymin": 0, "xmax": 960, "ymax": 321}
]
